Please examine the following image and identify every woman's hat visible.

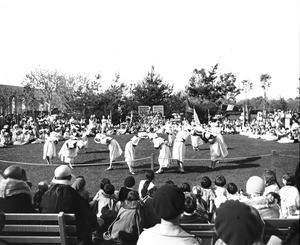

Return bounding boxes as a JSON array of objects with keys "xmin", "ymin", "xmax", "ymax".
[
  {"xmin": 246, "ymin": 176, "xmax": 265, "ymax": 197},
  {"xmin": 52, "ymin": 165, "xmax": 75, "ymax": 185},
  {"xmin": 153, "ymin": 184, "xmax": 185, "ymax": 220},
  {"xmin": 215, "ymin": 200, "xmax": 264, "ymax": 245}
]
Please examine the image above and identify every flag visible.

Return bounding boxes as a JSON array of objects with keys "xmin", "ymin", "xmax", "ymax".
[{"xmin": 193, "ymin": 108, "xmax": 201, "ymax": 125}]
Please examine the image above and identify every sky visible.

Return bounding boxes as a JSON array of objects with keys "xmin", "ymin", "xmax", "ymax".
[{"xmin": 0, "ymin": 0, "xmax": 299, "ymax": 101}]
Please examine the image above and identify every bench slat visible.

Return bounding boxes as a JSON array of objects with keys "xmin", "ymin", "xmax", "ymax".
[
  {"xmin": 0, "ymin": 236, "xmax": 78, "ymax": 244},
  {"xmin": 4, "ymin": 213, "xmax": 76, "ymax": 221},
  {"xmin": 1, "ymin": 224, "xmax": 77, "ymax": 233}
]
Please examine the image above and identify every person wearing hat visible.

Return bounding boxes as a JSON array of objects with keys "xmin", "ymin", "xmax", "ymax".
[
  {"xmin": 215, "ymin": 200, "xmax": 265, "ymax": 245},
  {"xmin": 137, "ymin": 184, "xmax": 200, "ymax": 245},
  {"xmin": 152, "ymin": 136, "xmax": 171, "ymax": 174},
  {"xmin": 40, "ymin": 165, "xmax": 99, "ymax": 245},
  {"xmin": 0, "ymin": 165, "xmax": 35, "ymax": 213},
  {"xmin": 124, "ymin": 135, "xmax": 141, "ymax": 174}
]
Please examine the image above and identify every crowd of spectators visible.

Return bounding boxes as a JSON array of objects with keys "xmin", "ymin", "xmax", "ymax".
[
  {"xmin": 0, "ymin": 162, "xmax": 298, "ymax": 245},
  {"xmin": 0, "ymin": 109, "xmax": 299, "ymax": 148}
]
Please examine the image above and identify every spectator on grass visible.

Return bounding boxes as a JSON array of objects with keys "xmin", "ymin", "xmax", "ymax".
[
  {"xmin": 180, "ymin": 192, "xmax": 209, "ymax": 224},
  {"xmin": 90, "ymin": 178, "xmax": 112, "ymax": 214},
  {"xmin": 0, "ymin": 165, "xmax": 35, "ymax": 213},
  {"xmin": 103, "ymin": 190, "xmax": 144, "ymax": 244},
  {"xmin": 214, "ymin": 175, "xmax": 227, "ymax": 208},
  {"xmin": 226, "ymin": 182, "xmax": 240, "ymax": 201},
  {"xmin": 118, "ymin": 176, "xmax": 136, "ymax": 205},
  {"xmin": 180, "ymin": 182, "xmax": 191, "ymax": 193},
  {"xmin": 191, "ymin": 185, "xmax": 210, "ymax": 221},
  {"xmin": 137, "ymin": 184, "xmax": 200, "ymax": 245},
  {"xmin": 138, "ymin": 170, "xmax": 155, "ymax": 200},
  {"xmin": 263, "ymin": 170, "xmax": 281, "ymax": 196},
  {"xmin": 279, "ymin": 172, "xmax": 300, "ymax": 218},
  {"xmin": 72, "ymin": 176, "xmax": 90, "ymax": 202},
  {"xmin": 199, "ymin": 176, "xmax": 215, "ymax": 218},
  {"xmin": 33, "ymin": 181, "xmax": 49, "ymax": 212},
  {"xmin": 215, "ymin": 200, "xmax": 265, "ymax": 245},
  {"xmin": 40, "ymin": 165, "xmax": 99, "ymax": 245}
]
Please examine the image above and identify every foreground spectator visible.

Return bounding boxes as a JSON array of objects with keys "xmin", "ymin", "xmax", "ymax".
[
  {"xmin": 0, "ymin": 165, "xmax": 35, "ymax": 213},
  {"xmin": 72, "ymin": 175, "xmax": 90, "ymax": 201},
  {"xmin": 33, "ymin": 181, "xmax": 49, "ymax": 212},
  {"xmin": 263, "ymin": 170, "xmax": 281, "ymax": 196},
  {"xmin": 215, "ymin": 200, "xmax": 265, "ymax": 245},
  {"xmin": 103, "ymin": 190, "xmax": 143, "ymax": 244},
  {"xmin": 40, "ymin": 165, "xmax": 99, "ymax": 245},
  {"xmin": 279, "ymin": 172, "xmax": 300, "ymax": 218},
  {"xmin": 137, "ymin": 184, "xmax": 200, "ymax": 245}
]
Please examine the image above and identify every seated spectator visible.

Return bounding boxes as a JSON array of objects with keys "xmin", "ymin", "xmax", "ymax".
[
  {"xmin": 215, "ymin": 200, "xmax": 265, "ymax": 245},
  {"xmin": 137, "ymin": 184, "xmax": 200, "ymax": 245},
  {"xmin": 72, "ymin": 176, "xmax": 90, "ymax": 202},
  {"xmin": 33, "ymin": 181, "xmax": 49, "ymax": 212},
  {"xmin": 279, "ymin": 172, "xmax": 300, "ymax": 218},
  {"xmin": 226, "ymin": 182, "xmax": 240, "ymax": 201},
  {"xmin": 258, "ymin": 192, "xmax": 281, "ymax": 219},
  {"xmin": 199, "ymin": 176, "xmax": 215, "ymax": 218},
  {"xmin": 0, "ymin": 165, "xmax": 35, "ymax": 213},
  {"xmin": 180, "ymin": 192, "xmax": 209, "ymax": 224},
  {"xmin": 142, "ymin": 186, "xmax": 160, "ymax": 229},
  {"xmin": 213, "ymin": 175, "xmax": 227, "ymax": 208},
  {"xmin": 263, "ymin": 170, "xmax": 281, "ymax": 196},
  {"xmin": 191, "ymin": 185, "xmax": 210, "ymax": 221},
  {"xmin": 180, "ymin": 182, "xmax": 191, "ymax": 193},
  {"xmin": 138, "ymin": 170, "xmax": 155, "ymax": 200},
  {"xmin": 103, "ymin": 190, "xmax": 143, "ymax": 244},
  {"xmin": 118, "ymin": 176, "xmax": 136, "ymax": 204},
  {"xmin": 90, "ymin": 178, "xmax": 112, "ymax": 214},
  {"xmin": 241, "ymin": 176, "xmax": 268, "ymax": 206},
  {"xmin": 93, "ymin": 184, "xmax": 119, "ymax": 243},
  {"xmin": 40, "ymin": 165, "xmax": 99, "ymax": 245}
]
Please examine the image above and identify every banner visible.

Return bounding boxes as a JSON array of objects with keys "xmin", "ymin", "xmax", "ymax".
[{"xmin": 193, "ymin": 108, "xmax": 201, "ymax": 125}]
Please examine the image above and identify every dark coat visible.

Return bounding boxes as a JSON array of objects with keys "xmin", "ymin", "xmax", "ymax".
[
  {"xmin": 40, "ymin": 184, "xmax": 98, "ymax": 245},
  {"xmin": 0, "ymin": 193, "xmax": 35, "ymax": 213}
]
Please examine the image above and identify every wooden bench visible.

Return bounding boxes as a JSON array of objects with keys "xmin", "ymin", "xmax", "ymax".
[
  {"xmin": 263, "ymin": 218, "xmax": 299, "ymax": 244},
  {"xmin": 0, "ymin": 212, "xmax": 78, "ymax": 245},
  {"xmin": 181, "ymin": 218, "xmax": 299, "ymax": 245},
  {"xmin": 180, "ymin": 223, "xmax": 216, "ymax": 245}
]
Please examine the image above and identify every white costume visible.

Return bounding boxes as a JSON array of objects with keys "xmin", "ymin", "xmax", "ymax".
[
  {"xmin": 43, "ymin": 134, "xmax": 58, "ymax": 163},
  {"xmin": 207, "ymin": 133, "xmax": 228, "ymax": 162},
  {"xmin": 107, "ymin": 137, "xmax": 123, "ymax": 164},
  {"xmin": 172, "ymin": 130, "xmax": 190, "ymax": 162},
  {"xmin": 58, "ymin": 138, "xmax": 79, "ymax": 168},
  {"xmin": 124, "ymin": 136, "xmax": 140, "ymax": 174},
  {"xmin": 153, "ymin": 137, "xmax": 171, "ymax": 173}
]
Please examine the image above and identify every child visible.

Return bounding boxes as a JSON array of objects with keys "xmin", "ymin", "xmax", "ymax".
[
  {"xmin": 226, "ymin": 182, "xmax": 240, "ymax": 200},
  {"xmin": 33, "ymin": 181, "xmax": 49, "ymax": 212},
  {"xmin": 213, "ymin": 175, "xmax": 227, "ymax": 208},
  {"xmin": 279, "ymin": 172, "xmax": 300, "ymax": 218}
]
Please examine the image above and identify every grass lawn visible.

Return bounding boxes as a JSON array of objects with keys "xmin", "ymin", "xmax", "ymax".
[{"xmin": 0, "ymin": 134, "xmax": 299, "ymax": 197}]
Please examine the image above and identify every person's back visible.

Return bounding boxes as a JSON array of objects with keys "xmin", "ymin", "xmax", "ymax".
[
  {"xmin": 40, "ymin": 165, "xmax": 98, "ymax": 245},
  {"xmin": 137, "ymin": 184, "xmax": 200, "ymax": 245},
  {"xmin": 0, "ymin": 165, "xmax": 35, "ymax": 213}
]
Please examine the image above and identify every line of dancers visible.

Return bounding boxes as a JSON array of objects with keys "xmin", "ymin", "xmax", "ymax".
[{"xmin": 43, "ymin": 123, "xmax": 228, "ymax": 174}]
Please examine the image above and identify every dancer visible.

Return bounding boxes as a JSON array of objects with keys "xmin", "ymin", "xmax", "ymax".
[
  {"xmin": 43, "ymin": 132, "xmax": 59, "ymax": 165},
  {"xmin": 58, "ymin": 135, "xmax": 80, "ymax": 169},
  {"xmin": 94, "ymin": 133, "xmax": 123, "ymax": 171},
  {"xmin": 190, "ymin": 124, "xmax": 204, "ymax": 151},
  {"xmin": 172, "ymin": 127, "xmax": 191, "ymax": 174},
  {"xmin": 152, "ymin": 137, "xmax": 171, "ymax": 174},
  {"xmin": 124, "ymin": 135, "xmax": 141, "ymax": 175},
  {"xmin": 203, "ymin": 131, "xmax": 228, "ymax": 169}
]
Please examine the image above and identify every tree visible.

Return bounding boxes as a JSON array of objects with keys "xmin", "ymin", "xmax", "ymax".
[
  {"xmin": 22, "ymin": 69, "xmax": 68, "ymax": 115},
  {"xmin": 186, "ymin": 63, "xmax": 240, "ymax": 121},
  {"xmin": 260, "ymin": 74, "xmax": 271, "ymax": 113},
  {"xmin": 132, "ymin": 66, "xmax": 174, "ymax": 107}
]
